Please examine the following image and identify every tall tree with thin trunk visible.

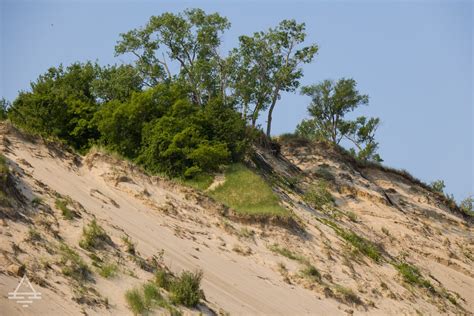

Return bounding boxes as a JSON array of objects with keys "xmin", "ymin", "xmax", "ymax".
[{"xmin": 230, "ymin": 20, "xmax": 318, "ymax": 136}]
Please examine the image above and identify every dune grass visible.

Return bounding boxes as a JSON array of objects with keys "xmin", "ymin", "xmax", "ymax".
[
  {"xmin": 209, "ymin": 164, "xmax": 289, "ymax": 217},
  {"xmin": 182, "ymin": 172, "xmax": 214, "ymax": 191}
]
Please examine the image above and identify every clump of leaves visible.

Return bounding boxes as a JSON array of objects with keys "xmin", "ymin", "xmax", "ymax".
[
  {"xmin": 169, "ymin": 270, "xmax": 203, "ymax": 307},
  {"xmin": 79, "ymin": 219, "xmax": 111, "ymax": 251}
]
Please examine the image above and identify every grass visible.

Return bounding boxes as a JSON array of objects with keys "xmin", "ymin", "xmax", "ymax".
[
  {"xmin": 182, "ymin": 172, "xmax": 214, "ymax": 191},
  {"xmin": 304, "ymin": 180, "xmax": 335, "ymax": 210},
  {"xmin": 59, "ymin": 244, "xmax": 91, "ymax": 283},
  {"xmin": 300, "ymin": 264, "xmax": 322, "ymax": 282},
  {"xmin": 98, "ymin": 262, "xmax": 118, "ymax": 278},
  {"xmin": 169, "ymin": 270, "xmax": 203, "ymax": 307},
  {"xmin": 79, "ymin": 219, "xmax": 111, "ymax": 251},
  {"xmin": 268, "ymin": 244, "xmax": 307, "ymax": 263},
  {"xmin": 209, "ymin": 164, "xmax": 289, "ymax": 217},
  {"xmin": 27, "ymin": 228, "xmax": 42, "ymax": 241},
  {"xmin": 125, "ymin": 288, "xmax": 146, "ymax": 315},
  {"xmin": 0, "ymin": 154, "xmax": 11, "ymax": 207},
  {"xmin": 121, "ymin": 235, "xmax": 136, "ymax": 255},
  {"xmin": 394, "ymin": 262, "xmax": 435, "ymax": 292},
  {"xmin": 55, "ymin": 198, "xmax": 75, "ymax": 220},
  {"xmin": 333, "ymin": 284, "xmax": 363, "ymax": 305}
]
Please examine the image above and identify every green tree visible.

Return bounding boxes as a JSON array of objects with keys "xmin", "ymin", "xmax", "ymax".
[
  {"xmin": 459, "ymin": 196, "xmax": 473, "ymax": 216},
  {"xmin": 115, "ymin": 9, "xmax": 230, "ymax": 105},
  {"xmin": 92, "ymin": 64, "xmax": 143, "ymax": 102},
  {"xmin": 8, "ymin": 62, "xmax": 100, "ymax": 150},
  {"xmin": 230, "ymin": 19, "xmax": 318, "ymax": 136},
  {"xmin": 297, "ymin": 78, "xmax": 382, "ymax": 161},
  {"xmin": 0, "ymin": 98, "xmax": 10, "ymax": 120},
  {"xmin": 430, "ymin": 180, "xmax": 445, "ymax": 194}
]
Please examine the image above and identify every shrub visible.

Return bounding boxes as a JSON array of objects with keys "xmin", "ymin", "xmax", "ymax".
[
  {"xmin": 169, "ymin": 270, "xmax": 203, "ymax": 307},
  {"xmin": 121, "ymin": 235, "xmax": 136, "ymax": 255},
  {"xmin": 98, "ymin": 263, "xmax": 118, "ymax": 278},
  {"xmin": 155, "ymin": 269, "xmax": 172, "ymax": 291},
  {"xmin": 125, "ymin": 288, "xmax": 146, "ymax": 315},
  {"xmin": 300, "ymin": 264, "xmax": 321, "ymax": 282},
  {"xmin": 460, "ymin": 196, "xmax": 474, "ymax": 217},
  {"xmin": 79, "ymin": 220, "xmax": 111, "ymax": 251},
  {"xmin": 430, "ymin": 180, "xmax": 445, "ymax": 194},
  {"xmin": 143, "ymin": 282, "xmax": 162, "ymax": 308}
]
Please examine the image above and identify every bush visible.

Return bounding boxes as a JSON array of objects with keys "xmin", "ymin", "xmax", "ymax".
[
  {"xmin": 143, "ymin": 282, "xmax": 162, "ymax": 308},
  {"xmin": 98, "ymin": 263, "xmax": 118, "ymax": 278},
  {"xmin": 300, "ymin": 264, "xmax": 321, "ymax": 282},
  {"xmin": 460, "ymin": 196, "xmax": 474, "ymax": 217},
  {"xmin": 155, "ymin": 269, "xmax": 172, "ymax": 290},
  {"xmin": 304, "ymin": 180, "xmax": 334, "ymax": 210},
  {"xmin": 430, "ymin": 180, "xmax": 445, "ymax": 194},
  {"xmin": 169, "ymin": 270, "xmax": 203, "ymax": 307},
  {"xmin": 79, "ymin": 220, "xmax": 111, "ymax": 251},
  {"xmin": 59, "ymin": 244, "xmax": 91, "ymax": 282}
]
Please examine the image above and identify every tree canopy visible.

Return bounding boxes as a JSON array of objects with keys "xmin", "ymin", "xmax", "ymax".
[{"xmin": 296, "ymin": 78, "xmax": 382, "ymax": 161}]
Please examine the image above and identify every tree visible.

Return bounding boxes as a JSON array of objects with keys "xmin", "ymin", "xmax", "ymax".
[
  {"xmin": 430, "ymin": 180, "xmax": 445, "ymax": 194},
  {"xmin": 8, "ymin": 62, "xmax": 100, "ymax": 150},
  {"xmin": 92, "ymin": 64, "xmax": 143, "ymax": 102},
  {"xmin": 230, "ymin": 19, "xmax": 318, "ymax": 136},
  {"xmin": 0, "ymin": 98, "xmax": 10, "ymax": 120},
  {"xmin": 297, "ymin": 78, "xmax": 382, "ymax": 161},
  {"xmin": 115, "ymin": 9, "xmax": 230, "ymax": 105},
  {"xmin": 459, "ymin": 196, "xmax": 473, "ymax": 216}
]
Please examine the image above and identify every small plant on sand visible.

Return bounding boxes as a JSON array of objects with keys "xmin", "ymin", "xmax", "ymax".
[
  {"xmin": 125, "ymin": 288, "xmax": 146, "ymax": 315},
  {"xmin": 98, "ymin": 262, "xmax": 118, "ymax": 278},
  {"xmin": 55, "ymin": 198, "xmax": 75, "ymax": 220},
  {"xmin": 121, "ymin": 235, "xmax": 136, "ymax": 255},
  {"xmin": 300, "ymin": 264, "xmax": 321, "ymax": 282},
  {"xmin": 169, "ymin": 270, "xmax": 203, "ymax": 307},
  {"xmin": 304, "ymin": 180, "xmax": 334, "ymax": 210},
  {"xmin": 79, "ymin": 219, "xmax": 111, "ymax": 251},
  {"xmin": 268, "ymin": 244, "xmax": 307, "ymax": 263},
  {"xmin": 394, "ymin": 262, "xmax": 435, "ymax": 292},
  {"xmin": 59, "ymin": 244, "xmax": 91, "ymax": 282},
  {"xmin": 27, "ymin": 228, "xmax": 42, "ymax": 242},
  {"xmin": 333, "ymin": 284, "xmax": 363, "ymax": 305}
]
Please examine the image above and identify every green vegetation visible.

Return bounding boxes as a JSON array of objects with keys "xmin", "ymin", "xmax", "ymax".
[
  {"xmin": 300, "ymin": 264, "xmax": 321, "ymax": 282},
  {"xmin": 304, "ymin": 180, "xmax": 334, "ymax": 210},
  {"xmin": 209, "ymin": 164, "xmax": 289, "ymax": 217},
  {"xmin": 430, "ymin": 180, "xmax": 445, "ymax": 193},
  {"xmin": 0, "ymin": 154, "xmax": 10, "ymax": 207},
  {"xmin": 55, "ymin": 198, "xmax": 75, "ymax": 220},
  {"xmin": 394, "ymin": 262, "xmax": 434, "ymax": 292},
  {"xmin": 97, "ymin": 262, "xmax": 118, "ymax": 279},
  {"xmin": 27, "ymin": 228, "xmax": 42, "ymax": 241},
  {"xmin": 59, "ymin": 244, "xmax": 91, "ymax": 283},
  {"xmin": 318, "ymin": 218, "xmax": 382, "ymax": 262},
  {"xmin": 125, "ymin": 288, "xmax": 146, "ymax": 315},
  {"xmin": 332, "ymin": 284, "xmax": 363, "ymax": 305},
  {"xmin": 296, "ymin": 78, "xmax": 382, "ymax": 162},
  {"xmin": 169, "ymin": 270, "xmax": 203, "ymax": 307},
  {"xmin": 459, "ymin": 196, "xmax": 474, "ymax": 217},
  {"xmin": 182, "ymin": 173, "xmax": 214, "ymax": 191},
  {"xmin": 268, "ymin": 244, "xmax": 307, "ymax": 263},
  {"xmin": 0, "ymin": 98, "xmax": 9, "ymax": 120},
  {"xmin": 79, "ymin": 220, "xmax": 111, "ymax": 251},
  {"xmin": 121, "ymin": 235, "xmax": 136, "ymax": 255}
]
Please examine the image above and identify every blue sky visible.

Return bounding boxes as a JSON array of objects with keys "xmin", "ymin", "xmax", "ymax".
[{"xmin": 1, "ymin": 0, "xmax": 472, "ymax": 201}]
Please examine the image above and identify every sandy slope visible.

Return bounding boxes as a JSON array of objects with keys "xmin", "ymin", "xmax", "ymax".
[{"xmin": 0, "ymin": 123, "xmax": 473, "ymax": 315}]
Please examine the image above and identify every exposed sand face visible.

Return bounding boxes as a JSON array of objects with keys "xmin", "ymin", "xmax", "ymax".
[{"xmin": 0, "ymin": 123, "xmax": 473, "ymax": 315}]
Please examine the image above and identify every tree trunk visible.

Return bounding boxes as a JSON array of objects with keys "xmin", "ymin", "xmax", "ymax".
[{"xmin": 266, "ymin": 86, "xmax": 280, "ymax": 137}]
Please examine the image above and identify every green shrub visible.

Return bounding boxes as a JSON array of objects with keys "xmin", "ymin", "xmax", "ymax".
[
  {"xmin": 155, "ymin": 269, "xmax": 172, "ymax": 291},
  {"xmin": 125, "ymin": 288, "xmax": 146, "ymax": 315},
  {"xmin": 121, "ymin": 235, "xmax": 136, "ymax": 255},
  {"xmin": 430, "ymin": 180, "xmax": 445, "ymax": 194},
  {"xmin": 79, "ymin": 220, "xmax": 110, "ymax": 251},
  {"xmin": 338, "ymin": 230, "xmax": 381, "ymax": 262},
  {"xmin": 143, "ymin": 282, "xmax": 162, "ymax": 308},
  {"xmin": 460, "ymin": 196, "xmax": 474, "ymax": 217},
  {"xmin": 169, "ymin": 270, "xmax": 203, "ymax": 307}
]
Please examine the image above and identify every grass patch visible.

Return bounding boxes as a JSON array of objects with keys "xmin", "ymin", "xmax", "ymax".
[
  {"xmin": 55, "ymin": 198, "xmax": 75, "ymax": 220},
  {"xmin": 121, "ymin": 235, "xmax": 136, "ymax": 255},
  {"xmin": 169, "ymin": 270, "xmax": 203, "ymax": 307},
  {"xmin": 394, "ymin": 262, "xmax": 435, "ymax": 292},
  {"xmin": 333, "ymin": 284, "xmax": 363, "ymax": 305},
  {"xmin": 27, "ymin": 228, "xmax": 42, "ymax": 241},
  {"xmin": 125, "ymin": 288, "xmax": 146, "ymax": 315},
  {"xmin": 98, "ymin": 262, "xmax": 118, "ymax": 279},
  {"xmin": 268, "ymin": 244, "xmax": 307, "ymax": 263},
  {"xmin": 79, "ymin": 219, "xmax": 111, "ymax": 251},
  {"xmin": 209, "ymin": 164, "xmax": 289, "ymax": 217},
  {"xmin": 0, "ymin": 154, "xmax": 11, "ymax": 207},
  {"xmin": 182, "ymin": 173, "xmax": 214, "ymax": 191},
  {"xmin": 300, "ymin": 264, "xmax": 321, "ymax": 282},
  {"xmin": 59, "ymin": 244, "xmax": 91, "ymax": 283},
  {"xmin": 304, "ymin": 180, "xmax": 334, "ymax": 210}
]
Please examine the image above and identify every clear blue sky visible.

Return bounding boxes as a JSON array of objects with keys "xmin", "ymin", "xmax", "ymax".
[{"xmin": 1, "ymin": 0, "xmax": 472, "ymax": 201}]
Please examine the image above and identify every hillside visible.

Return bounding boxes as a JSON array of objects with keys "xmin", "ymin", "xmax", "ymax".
[{"xmin": 0, "ymin": 122, "xmax": 473, "ymax": 315}]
